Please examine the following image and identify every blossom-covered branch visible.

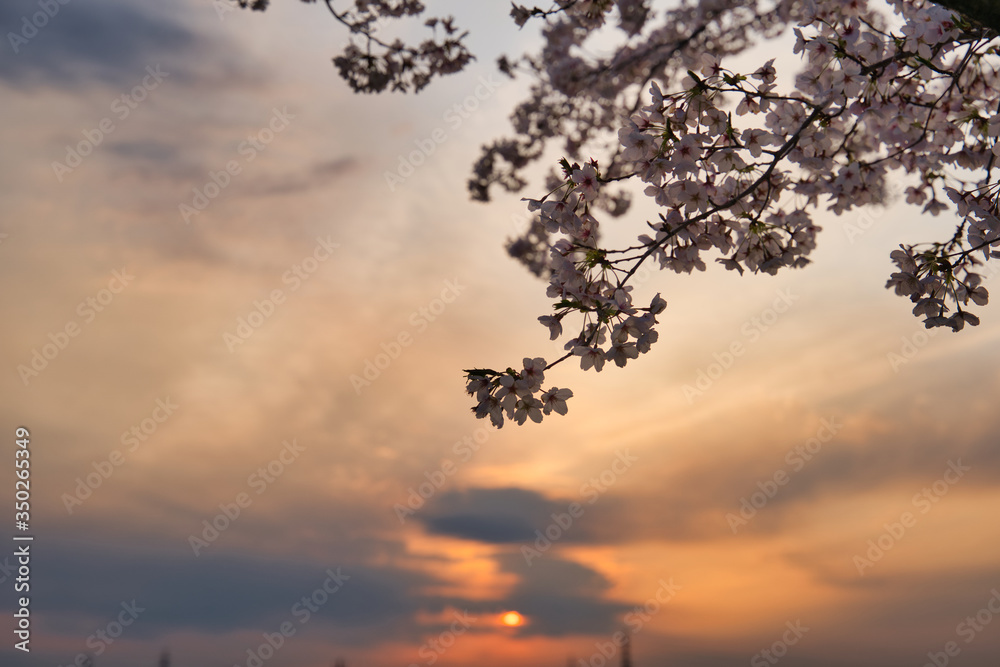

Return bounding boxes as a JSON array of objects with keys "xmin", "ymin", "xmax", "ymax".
[
  {"xmin": 235, "ymin": 1, "xmax": 1000, "ymax": 427},
  {"xmin": 468, "ymin": 0, "xmax": 1000, "ymax": 427}
]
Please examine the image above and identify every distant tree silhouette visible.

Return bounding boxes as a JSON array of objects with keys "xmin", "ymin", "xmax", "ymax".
[{"xmin": 621, "ymin": 631, "xmax": 632, "ymax": 667}]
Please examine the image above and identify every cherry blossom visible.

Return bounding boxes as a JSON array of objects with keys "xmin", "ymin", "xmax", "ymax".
[
  {"xmin": 465, "ymin": 0, "xmax": 1000, "ymax": 425},
  {"xmin": 241, "ymin": 0, "xmax": 1000, "ymax": 426},
  {"xmin": 540, "ymin": 387, "xmax": 573, "ymax": 415}
]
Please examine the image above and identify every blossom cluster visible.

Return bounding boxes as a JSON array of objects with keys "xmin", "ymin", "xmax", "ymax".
[
  {"xmin": 466, "ymin": 0, "xmax": 1000, "ymax": 426},
  {"xmin": 244, "ymin": 0, "xmax": 1000, "ymax": 426},
  {"xmin": 886, "ymin": 183, "xmax": 999, "ymax": 330},
  {"xmin": 240, "ymin": 0, "xmax": 473, "ymax": 93},
  {"xmin": 465, "ymin": 358, "xmax": 573, "ymax": 428}
]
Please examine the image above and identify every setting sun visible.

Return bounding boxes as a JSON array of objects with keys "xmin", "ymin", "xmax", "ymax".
[{"xmin": 500, "ymin": 611, "xmax": 524, "ymax": 627}]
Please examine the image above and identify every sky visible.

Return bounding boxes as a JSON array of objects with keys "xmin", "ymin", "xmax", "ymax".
[{"xmin": 2, "ymin": 1, "xmax": 1000, "ymax": 666}]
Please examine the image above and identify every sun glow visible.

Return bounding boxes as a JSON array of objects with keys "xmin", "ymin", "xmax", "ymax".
[{"xmin": 500, "ymin": 611, "xmax": 524, "ymax": 627}]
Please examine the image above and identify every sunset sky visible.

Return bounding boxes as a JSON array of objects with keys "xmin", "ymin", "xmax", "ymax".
[{"xmin": 3, "ymin": 1, "xmax": 1000, "ymax": 666}]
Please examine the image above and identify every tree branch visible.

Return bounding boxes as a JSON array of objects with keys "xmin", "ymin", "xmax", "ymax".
[{"xmin": 933, "ymin": 0, "xmax": 1000, "ymax": 35}]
